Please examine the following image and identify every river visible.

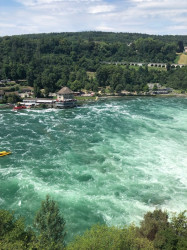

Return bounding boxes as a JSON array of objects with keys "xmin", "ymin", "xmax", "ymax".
[{"xmin": 0, "ymin": 96, "xmax": 187, "ymax": 241}]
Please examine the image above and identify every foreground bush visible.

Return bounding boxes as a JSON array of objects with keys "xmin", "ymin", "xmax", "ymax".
[
  {"xmin": 0, "ymin": 209, "xmax": 35, "ymax": 249},
  {"xmin": 0, "ymin": 198, "xmax": 186, "ymax": 249},
  {"xmin": 68, "ymin": 210, "xmax": 186, "ymax": 250}
]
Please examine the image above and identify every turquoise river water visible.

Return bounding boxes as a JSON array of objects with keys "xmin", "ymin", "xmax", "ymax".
[{"xmin": 0, "ymin": 97, "xmax": 187, "ymax": 241}]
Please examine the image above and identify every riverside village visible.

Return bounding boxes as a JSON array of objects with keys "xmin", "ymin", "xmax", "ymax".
[{"xmin": 0, "ymin": 79, "xmax": 174, "ymax": 110}]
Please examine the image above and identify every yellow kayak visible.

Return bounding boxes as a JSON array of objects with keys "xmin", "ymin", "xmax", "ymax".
[{"xmin": 0, "ymin": 151, "xmax": 11, "ymax": 157}]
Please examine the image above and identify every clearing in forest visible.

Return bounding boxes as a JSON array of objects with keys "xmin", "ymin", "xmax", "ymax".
[{"xmin": 177, "ymin": 53, "xmax": 187, "ymax": 64}]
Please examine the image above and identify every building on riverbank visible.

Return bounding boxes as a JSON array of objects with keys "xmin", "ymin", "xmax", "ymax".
[
  {"xmin": 152, "ymin": 89, "xmax": 172, "ymax": 94},
  {"xmin": 56, "ymin": 87, "xmax": 77, "ymax": 108},
  {"xmin": 21, "ymin": 87, "xmax": 77, "ymax": 108},
  {"xmin": 18, "ymin": 88, "xmax": 33, "ymax": 98},
  {"xmin": 21, "ymin": 98, "xmax": 55, "ymax": 108},
  {"xmin": 56, "ymin": 87, "xmax": 74, "ymax": 101},
  {"xmin": 148, "ymin": 83, "xmax": 172, "ymax": 95}
]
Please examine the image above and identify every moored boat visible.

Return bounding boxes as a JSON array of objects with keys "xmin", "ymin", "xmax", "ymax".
[{"xmin": 13, "ymin": 104, "xmax": 26, "ymax": 110}]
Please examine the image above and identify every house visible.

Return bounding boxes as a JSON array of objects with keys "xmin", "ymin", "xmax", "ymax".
[
  {"xmin": 148, "ymin": 83, "xmax": 172, "ymax": 95},
  {"xmin": 81, "ymin": 92, "xmax": 95, "ymax": 97},
  {"xmin": 56, "ymin": 87, "xmax": 77, "ymax": 108},
  {"xmin": 184, "ymin": 46, "xmax": 187, "ymax": 53},
  {"xmin": 48, "ymin": 92, "xmax": 57, "ymax": 97},
  {"xmin": 147, "ymin": 83, "xmax": 161, "ymax": 90},
  {"xmin": 18, "ymin": 88, "xmax": 33, "ymax": 98},
  {"xmin": 1, "ymin": 79, "xmax": 11, "ymax": 83},
  {"xmin": 0, "ymin": 90, "xmax": 5, "ymax": 101},
  {"xmin": 56, "ymin": 87, "xmax": 74, "ymax": 101}
]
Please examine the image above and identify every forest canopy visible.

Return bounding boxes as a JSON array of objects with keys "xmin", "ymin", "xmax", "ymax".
[{"xmin": 0, "ymin": 32, "xmax": 187, "ymax": 95}]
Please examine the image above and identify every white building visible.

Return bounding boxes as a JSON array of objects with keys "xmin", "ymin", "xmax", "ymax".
[
  {"xmin": 21, "ymin": 98, "xmax": 55, "ymax": 107},
  {"xmin": 56, "ymin": 87, "xmax": 74, "ymax": 101},
  {"xmin": 18, "ymin": 88, "xmax": 33, "ymax": 98}
]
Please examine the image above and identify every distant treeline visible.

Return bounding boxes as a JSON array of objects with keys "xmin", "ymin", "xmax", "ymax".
[
  {"xmin": 13, "ymin": 31, "xmax": 187, "ymax": 45},
  {"xmin": 0, "ymin": 195, "xmax": 186, "ymax": 249},
  {"xmin": 0, "ymin": 32, "xmax": 187, "ymax": 95}
]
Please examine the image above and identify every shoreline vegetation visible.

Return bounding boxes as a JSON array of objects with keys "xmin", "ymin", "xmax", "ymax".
[{"xmin": 0, "ymin": 196, "xmax": 186, "ymax": 249}]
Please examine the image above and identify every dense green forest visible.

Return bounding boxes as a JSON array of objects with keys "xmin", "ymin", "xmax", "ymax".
[
  {"xmin": 0, "ymin": 32, "xmax": 187, "ymax": 96},
  {"xmin": 18, "ymin": 31, "xmax": 187, "ymax": 46},
  {"xmin": 0, "ymin": 196, "xmax": 186, "ymax": 249}
]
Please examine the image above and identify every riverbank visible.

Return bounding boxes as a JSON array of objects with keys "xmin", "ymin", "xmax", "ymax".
[
  {"xmin": 97, "ymin": 92, "xmax": 187, "ymax": 100},
  {"xmin": 0, "ymin": 92, "xmax": 186, "ymax": 109},
  {"xmin": 0, "ymin": 103, "xmax": 14, "ymax": 109}
]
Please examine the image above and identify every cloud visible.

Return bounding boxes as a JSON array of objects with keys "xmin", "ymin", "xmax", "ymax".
[
  {"xmin": 88, "ymin": 5, "xmax": 115, "ymax": 14},
  {"xmin": 16, "ymin": 0, "xmax": 102, "ymax": 7},
  {"xmin": 0, "ymin": 0, "xmax": 186, "ymax": 36},
  {"xmin": 96, "ymin": 25, "xmax": 114, "ymax": 31}
]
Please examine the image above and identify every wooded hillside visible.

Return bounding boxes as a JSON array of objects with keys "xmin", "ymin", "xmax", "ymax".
[{"xmin": 0, "ymin": 32, "xmax": 187, "ymax": 95}]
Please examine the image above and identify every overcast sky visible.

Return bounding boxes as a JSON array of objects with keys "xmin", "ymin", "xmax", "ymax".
[{"xmin": 0, "ymin": 0, "xmax": 187, "ymax": 36}]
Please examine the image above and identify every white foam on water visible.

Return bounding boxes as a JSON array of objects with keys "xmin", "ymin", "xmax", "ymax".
[{"xmin": 0, "ymin": 97, "xmax": 187, "ymax": 240}]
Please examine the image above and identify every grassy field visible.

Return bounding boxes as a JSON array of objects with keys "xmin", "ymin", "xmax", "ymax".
[
  {"xmin": 87, "ymin": 71, "xmax": 96, "ymax": 79},
  {"xmin": 177, "ymin": 53, "xmax": 187, "ymax": 64},
  {"xmin": 174, "ymin": 54, "xmax": 181, "ymax": 64}
]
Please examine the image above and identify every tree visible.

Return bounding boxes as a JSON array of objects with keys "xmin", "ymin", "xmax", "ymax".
[
  {"xmin": 6, "ymin": 93, "xmax": 22, "ymax": 104},
  {"xmin": 33, "ymin": 82, "xmax": 41, "ymax": 97},
  {"xmin": 171, "ymin": 210, "xmax": 187, "ymax": 237},
  {"xmin": 133, "ymin": 84, "xmax": 140, "ymax": 93},
  {"xmin": 125, "ymin": 84, "xmax": 133, "ymax": 92},
  {"xmin": 34, "ymin": 195, "xmax": 66, "ymax": 247},
  {"xmin": 27, "ymin": 69, "xmax": 35, "ymax": 86},
  {"xmin": 166, "ymin": 63, "xmax": 171, "ymax": 71},
  {"xmin": 177, "ymin": 41, "xmax": 184, "ymax": 53},
  {"xmin": 170, "ymin": 210, "xmax": 187, "ymax": 249},
  {"xmin": 139, "ymin": 209, "xmax": 169, "ymax": 241},
  {"xmin": 153, "ymin": 84, "xmax": 158, "ymax": 91},
  {"xmin": 67, "ymin": 224, "xmax": 154, "ymax": 250},
  {"xmin": 0, "ymin": 209, "xmax": 34, "ymax": 249},
  {"xmin": 143, "ymin": 84, "xmax": 149, "ymax": 92},
  {"xmin": 153, "ymin": 227, "xmax": 178, "ymax": 250},
  {"xmin": 115, "ymin": 84, "xmax": 123, "ymax": 93},
  {"xmin": 152, "ymin": 211, "xmax": 187, "ymax": 249},
  {"xmin": 67, "ymin": 225, "xmax": 123, "ymax": 250},
  {"xmin": 121, "ymin": 225, "xmax": 154, "ymax": 250}
]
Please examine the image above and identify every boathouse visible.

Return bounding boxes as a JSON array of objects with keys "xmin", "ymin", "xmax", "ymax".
[
  {"xmin": 56, "ymin": 87, "xmax": 77, "ymax": 108},
  {"xmin": 56, "ymin": 87, "xmax": 74, "ymax": 101}
]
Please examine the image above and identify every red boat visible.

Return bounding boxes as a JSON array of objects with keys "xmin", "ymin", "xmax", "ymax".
[{"xmin": 13, "ymin": 105, "xmax": 26, "ymax": 110}]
